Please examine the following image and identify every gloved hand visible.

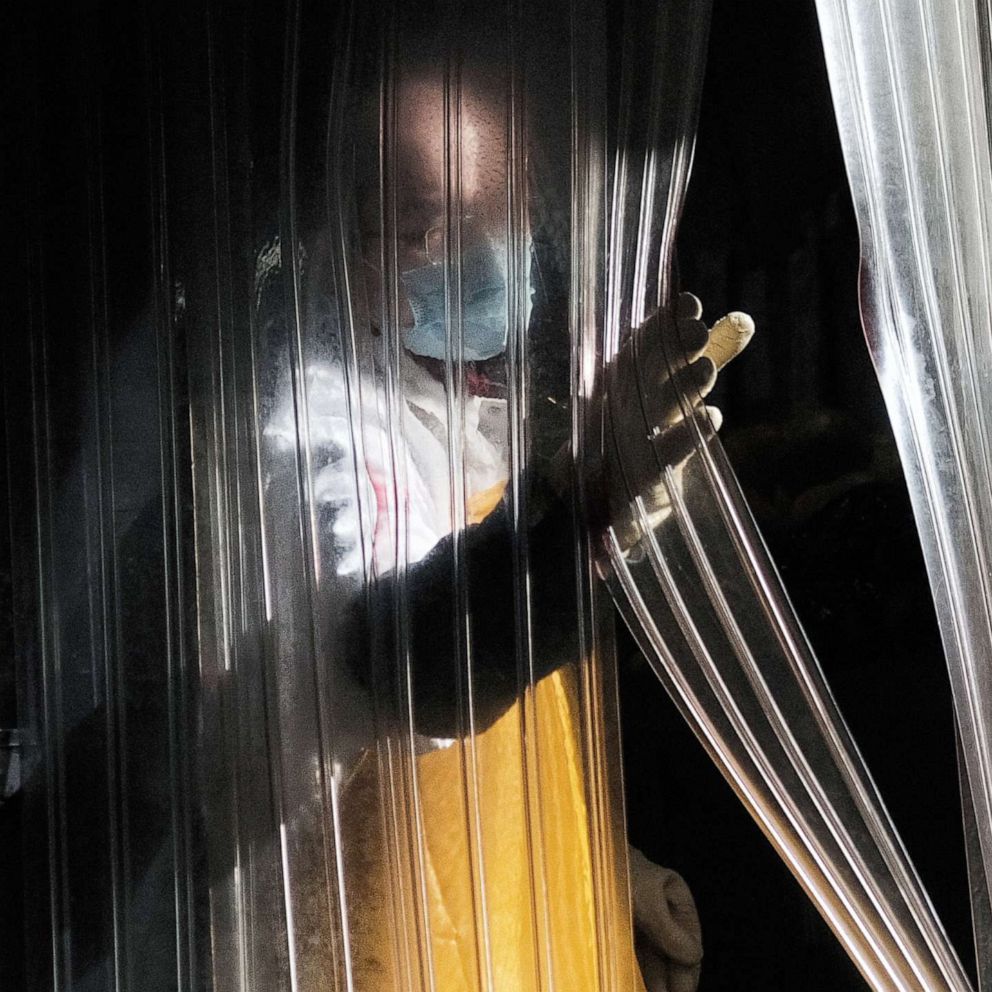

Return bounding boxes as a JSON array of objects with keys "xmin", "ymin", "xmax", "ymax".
[
  {"xmin": 629, "ymin": 844, "xmax": 704, "ymax": 992},
  {"xmin": 604, "ymin": 291, "xmax": 754, "ymax": 553}
]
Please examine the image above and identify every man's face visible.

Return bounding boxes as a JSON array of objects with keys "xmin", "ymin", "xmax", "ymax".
[{"xmin": 356, "ymin": 67, "xmax": 509, "ymax": 356}]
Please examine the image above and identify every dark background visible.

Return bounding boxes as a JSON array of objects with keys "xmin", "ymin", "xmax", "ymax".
[{"xmin": 621, "ymin": 0, "xmax": 973, "ymax": 988}]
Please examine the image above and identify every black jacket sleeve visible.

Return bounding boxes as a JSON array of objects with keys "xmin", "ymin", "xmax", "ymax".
[{"xmin": 350, "ymin": 487, "xmax": 582, "ymax": 738}]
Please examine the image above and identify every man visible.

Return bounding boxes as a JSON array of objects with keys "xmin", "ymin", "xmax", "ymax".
[
  {"xmin": 2, "ymin": 2, "xmax": 740, "ymax": 989},
  {"xmin": 257, "ymin": 16, "xmax": 745, "ymax": 987}
]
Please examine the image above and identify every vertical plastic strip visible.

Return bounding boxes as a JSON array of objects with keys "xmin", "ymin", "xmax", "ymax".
[
  {"xmin": 814, "ymin": 0, "xmax": 992, "ymax": 983},
  {"xmin": 383, "ymin": 16, "xmax": 440, "ymax": 988},
  {"xmin": 505, "ymin": 10, "xmax": 553, "ymax": 990},
  {"xmin": 571, "ymin": 3, "xmax": 641, "ymax": 989},
  {"xmin": 597, "ymin": 0, "xmax": 975, "ymax": 989},
  {"xmin": 444, "ymin": 33, "xmax": 497, "ymax": 991},
  {"xmin": 4, "ymin": 2, "xmax": 669, "ymax": 989}
]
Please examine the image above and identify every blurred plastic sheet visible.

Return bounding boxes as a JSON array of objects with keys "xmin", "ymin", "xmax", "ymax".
[{"xmin": 814, "ymin": 0, "xmax": 992, "ymax": 985}]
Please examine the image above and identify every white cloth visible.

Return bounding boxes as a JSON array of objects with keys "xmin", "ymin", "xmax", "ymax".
[{"xmin": 264, "ymin": 348, "xmax": 508, "ymax": 576}]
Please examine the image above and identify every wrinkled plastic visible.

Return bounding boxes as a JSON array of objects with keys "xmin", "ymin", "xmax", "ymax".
[
  {"xmin": 813, "ymin": 0, "xmax": 992, "ymax": 984},
  {"xmin": 596, "ymin": 7, "xmax": 974, "ymax": 989},
  {"xmin": 6, "ymin": 1, "xmax": 972, "ymax": 990},
  {"xmin": 0, "ymin": 0, "xmax": 694, "ymax": 989}
]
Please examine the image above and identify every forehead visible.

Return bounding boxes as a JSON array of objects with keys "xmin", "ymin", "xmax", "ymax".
[{"xmin": 354, "ymin": 64, "xmax": 508, "ymax": 228}]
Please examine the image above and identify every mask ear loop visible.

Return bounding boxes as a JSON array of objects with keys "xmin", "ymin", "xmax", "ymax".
[
  {"xmin": 425, "ymin": 213, "xmax": 476, "ymax": 265},
  {"xmin": 425, "ymin": 224, "xmax": 442, "ymax": 266}
]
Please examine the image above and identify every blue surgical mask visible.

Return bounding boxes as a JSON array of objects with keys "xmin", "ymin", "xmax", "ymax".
[{"xmin": 400, "ymin": 238, "xmax": 507, "ymax": 361}]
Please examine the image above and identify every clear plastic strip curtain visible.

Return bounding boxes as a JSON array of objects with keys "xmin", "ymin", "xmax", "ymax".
[
  {"xmin": 2, "ymin": 1, "xmax": 981, "ymax": 992},
  {"xmin": 1, "ymin": 0, "xmax": 636, "ymax": 989},
  {"xmin": 597, "ymin": 4, "xmax": 973, "ymax": 987},
  {"xmin": 813, "ymin": 0, "xmax": 992, "ymax": 986}
]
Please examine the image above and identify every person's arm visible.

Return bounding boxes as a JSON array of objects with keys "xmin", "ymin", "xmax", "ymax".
[
  {"xmin": 350, "ymin": 294, "xmax": 753, "ymax": 738},
  {"xmin": 351, "ymin": 479, "xmax": 576, "ymax": 738}
]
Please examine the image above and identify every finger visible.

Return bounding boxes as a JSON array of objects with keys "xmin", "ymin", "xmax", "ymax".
[
  {"xmin": 669, "ymin": 961, "xmax": 702, "ymax": 992},
  {"xmin": 634, "ymin": 293, "xmax": 710, "ymax": 373},
  {"xmin": 649, "ymin": 357, "xmax": 716, "ymax": 427},
  {"xmin": 657, "ymin": 871, "xmax": 703, "ymax": 960},
  {"xmin": 676, "ymin": 291, "xmax": 702, "ymax": 321},
  {"xmin": 650, "ymin": 405, "xmax": 721, "ymax": 471},
  {"xmin": 702, "ymin": 311, "xmax": 754, "ymax": 370},
  {"xmin": 637, "ymin": 307, "xmax": 708, "ymax": 371},
  {"xmin": 635, "ymin": 933, "xmax": 702, "ymax": 992},
  {"xmin": 628, "ymin": 848, "xmax": 704, "ymax": 968},
  {"xmin": 635, "ymin": 936, "xmax": 672, "ymax": 992},
  {"xmin": 639, "ymin": 877, "xmax": 703, "ymax": 968},
  {"xmin": 674, "ymin": 317, "xmax": 709, "ymax": 365},
  {"xmin": 650, "ymin": 419, "xmax": 696, "ymax": 471},
  {"xmin": 701, "ymin": 404, "xmax": 723, "ymax": 434}
]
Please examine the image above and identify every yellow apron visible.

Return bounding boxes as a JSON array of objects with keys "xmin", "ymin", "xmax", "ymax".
[{"xmin": 342, "ymin": 484, "xmax": 645, "ymax": 991}]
